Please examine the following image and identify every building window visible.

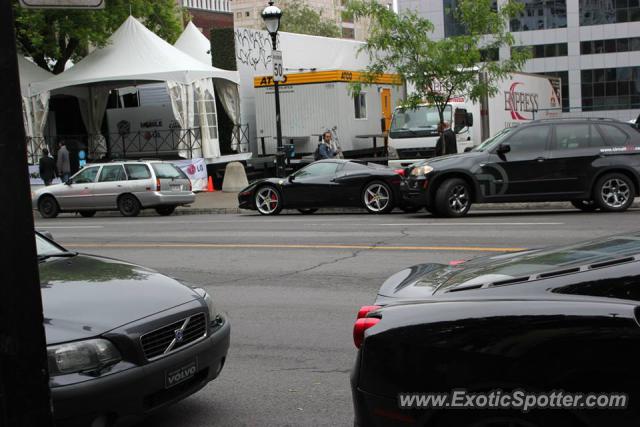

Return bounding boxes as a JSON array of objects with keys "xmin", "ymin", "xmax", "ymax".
[
  {"xmin": 479, "ymin": 47, "xmax": 499, "ymax": 61},
  {"xmin": 581, "ymin": 37, "xmax": 640, "ymax": 54},
  {"xmin": 236, "ymin": 11, "xmax": 242, "ymax": 18},
  {"xmin": 342, "ymin": 27, "xmax": 355, "ymax": 39},
  {"xmin": 581, "ymin": 67, "xmax": 640, "ymax": 111},
  {"xmin": 513, "ymin": 43, "xmax": 568, "ymax": 58},
  {"xmin": 537, "ymin": 71, "xmax": 570, "ymax": 112},
  {"xmin": 245, "ymin": 11, "xmax": 250, "ymax": 17},
  {"xmin": 354, "ymin": 93, "xmax": 367, "ymax": 119},
  {"xmin": 443, "ymin": 0, "xmax": 497, "ymax": 37},
  {"xmin": 510, "ymin": 0, "xmax": 567, "ymax": 32},
  {"xmin": 580, "ymin": 0, "xmax": 640, "ymax": 26}
]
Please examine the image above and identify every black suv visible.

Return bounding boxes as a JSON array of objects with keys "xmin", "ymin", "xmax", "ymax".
[{"xmin": 402, "ymin": 118, "xmax": 640, "ymax": 217}]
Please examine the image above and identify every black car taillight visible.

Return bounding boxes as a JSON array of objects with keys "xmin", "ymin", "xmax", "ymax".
[
  {"xmin": 357, "ymin": 305, "xmax": 381, "ymax": 319},
  {"xmin": 354, "ymin": 305, "xmax": 382, "ymax": 349},
  {"xmin": 353, "ymin": 318, "xmax": 380, "ymax": 349}
]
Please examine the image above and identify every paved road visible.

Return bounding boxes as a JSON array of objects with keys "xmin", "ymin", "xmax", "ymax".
[{"xmin": 35, "ymin": 209, "xmax": 640, "ymax": 426}]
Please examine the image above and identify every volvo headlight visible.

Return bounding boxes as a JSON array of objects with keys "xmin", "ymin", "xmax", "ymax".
[
  {"xmin": 194, "ymin": 288, "xmax": 218, "ymax": 321},
  {"xmin": 410, "ymin": 165, "xmax": 434, "ymax": 176},
  {"xmin": 47, "ymin": 338, "xmax": 121, "ymax": 376}
]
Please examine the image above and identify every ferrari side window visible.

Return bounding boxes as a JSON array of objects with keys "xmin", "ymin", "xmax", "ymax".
[{"xmin": 296, "ymin": 163, "xmax": 339, "ymax": 178}]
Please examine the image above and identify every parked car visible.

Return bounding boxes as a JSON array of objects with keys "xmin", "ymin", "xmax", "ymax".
[
  {"xmin": 402, "ymin": 118, "xmax": 640, "ymax": 217},
  {"xmin": 238, "ymin": 159, "xmax": 417, "ymax": 215},
  {"xmin": 36, "ymin": 231, "xmax": 229, "ymax": 426},
  {"xmin": 32, "ymin": 161, "xmax": 195, "ymax": 218},
  {"xmin": 352, "ymin": 232, "xmax": 640, "ymax": 426}
]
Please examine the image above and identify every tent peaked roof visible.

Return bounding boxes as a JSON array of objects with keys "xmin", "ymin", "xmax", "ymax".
[
  {"xmin": 31, "ymin": 16, "xmax": 238, "ymax": 95},
  {"xmin": 17, "ymin": 56, "xmax": 53, "ymax": 97},
  {"xmin": 175, "ymin": 21, "xmax": 212, "ymax": 66}
]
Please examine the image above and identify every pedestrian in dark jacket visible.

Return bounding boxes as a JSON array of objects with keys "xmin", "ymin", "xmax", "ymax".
[
  {"xmin": 39, "ymin": 148, "xmax": 56, "ymax": 186},
  {"xmin": 56, "ymin": 141, "xmax": 71, "ymax": 182},
  {"xmin": 317, "ymin": 131, "xmax": 340, "ymax": 159},
  {"xmin": 435, "ymin": 121, "xmax": 458, "ymax": 156}
]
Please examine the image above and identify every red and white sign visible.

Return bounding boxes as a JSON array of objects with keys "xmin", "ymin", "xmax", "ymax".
[{"xmin": 170, "ymin": 158, "xmax": 208, "ymax": 192}]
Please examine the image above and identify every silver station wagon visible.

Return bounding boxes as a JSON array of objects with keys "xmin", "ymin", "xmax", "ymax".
[{"xmin": 32, "ymin": 161, "xmax": 195, "ymax": 218}]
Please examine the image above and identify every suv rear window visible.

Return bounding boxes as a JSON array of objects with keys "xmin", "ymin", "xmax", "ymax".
[
  {"xmin": 152, "ymin": 163, "xmax": 188, "ymax": 179},
  {"xmin": 598, "ymin": 124, "xmax": 629, "ymax": 146},
  {"xmin": 124, "ymin": 164, "xmax": 151, "ymax": 180}
]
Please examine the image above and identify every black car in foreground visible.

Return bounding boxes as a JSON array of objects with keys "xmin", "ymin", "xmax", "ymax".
[
  {"xmin": 352, "ymin": 232, "xmax": 640, "ymax": 427},
  {"xmin": 238, "ymin": 159, "xmax": 416, "ymax": 215},
  {"xmin": 402, "ymin": 118, "xmax": 640, "ymax": 217},
  {"xmin": 36, "ymin": 232, "xmax": 230, "ymax": 426}
]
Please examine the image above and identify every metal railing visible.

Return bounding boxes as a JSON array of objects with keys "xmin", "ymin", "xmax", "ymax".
[
  {"xmin": 108, "ymin": 128, "xmax": 202, "ymax": 159},
  {"xmin": 26, "ymin": 125, "xmax": 252, "ymax": 164}
]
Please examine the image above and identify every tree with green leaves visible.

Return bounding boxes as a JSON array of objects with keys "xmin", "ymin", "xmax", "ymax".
[
  {"xmin": 347, "ymin": 0, "xmax": 530, "ymax": 126},
  {"xmin": 277, "ymin": 0, "xmax": 341, "ymax": 38},
  {"xmin": 13, "ymin": 0, "xmax": 183, "ymax": 74}
]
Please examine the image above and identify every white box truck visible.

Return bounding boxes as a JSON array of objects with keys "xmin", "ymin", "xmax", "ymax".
[{"xmin": 387, "ymin": 72, "xmax": 562, "ymax": 167}]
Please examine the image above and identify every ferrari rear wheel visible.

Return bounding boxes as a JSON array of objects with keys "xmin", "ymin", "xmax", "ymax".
[
  {"xmin": 363, "ymin": 181, "xmax": 394, "ymax": 214},
  {"xmin": 255, "ymin": 186, "xmax": 282, "ymax": 215}
]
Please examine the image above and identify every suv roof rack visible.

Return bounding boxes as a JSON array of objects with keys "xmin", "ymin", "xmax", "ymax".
[{"xmin": 530, "ymin": 117, "xmax": 621, "ymax": 123}]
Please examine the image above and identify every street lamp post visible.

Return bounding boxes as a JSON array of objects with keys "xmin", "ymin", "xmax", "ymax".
[{"xmin": 262, "ymin": 1, "xmax": 285, "ymax": 177}]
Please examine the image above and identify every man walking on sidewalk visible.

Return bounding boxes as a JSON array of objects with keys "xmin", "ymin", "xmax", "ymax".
[
  {"xmin": 56, "ymin": 141, "xmax": 70, "ymax": 182},
  {"xmin": 39, "ymin": 148, "xmax": 56, "ymax": 186}
]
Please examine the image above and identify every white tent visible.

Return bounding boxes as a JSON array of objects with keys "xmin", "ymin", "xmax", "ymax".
[
  {"xmin": 29, "ymin": 16, "xmax": 240, "ymax": 160},
  {"xmin": 18, "ymin": 56, "xmax": 52, "ymax": 148},
  {"xmin": 174, "ymin": 22, "xmax": 242, "ymax": 152}
]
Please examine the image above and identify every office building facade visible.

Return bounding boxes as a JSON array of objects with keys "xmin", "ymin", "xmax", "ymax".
[{"xmin": 398, "ymin": 0, "xmax": 640, "ymax": 121}]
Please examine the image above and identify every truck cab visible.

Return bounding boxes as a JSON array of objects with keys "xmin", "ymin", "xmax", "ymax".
[{"xmin": 387, "ymin": 103, "xmax": 475, "ymax": 167}]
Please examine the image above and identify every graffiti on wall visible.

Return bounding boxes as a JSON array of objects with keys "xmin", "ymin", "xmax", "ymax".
[{"xmin": 235, "ymin": 28, "xmax": 278, "ymax": 71}]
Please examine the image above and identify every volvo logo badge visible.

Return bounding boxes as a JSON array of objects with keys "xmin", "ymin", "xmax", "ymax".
[{"xmin": 174, "ymin": 329, "xmax": 184, "ymax": 342}]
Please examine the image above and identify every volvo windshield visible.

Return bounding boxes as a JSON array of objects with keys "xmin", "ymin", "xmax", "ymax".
[{"xmin": 389, "ymin": 105, "xmax": 452, "ymax": 138}]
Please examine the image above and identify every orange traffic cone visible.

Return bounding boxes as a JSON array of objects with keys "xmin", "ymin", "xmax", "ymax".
[{"xmin": 207, "ymin": 176, "xmax": 215, "ymax": 192}]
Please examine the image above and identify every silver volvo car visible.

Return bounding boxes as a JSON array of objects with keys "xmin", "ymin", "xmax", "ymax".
[{"xmin": 32, "ymin": 161, "xmax": 196, "ymax": 218}]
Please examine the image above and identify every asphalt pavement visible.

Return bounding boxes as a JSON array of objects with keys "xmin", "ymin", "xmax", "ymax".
[{"xmin": 34, "ymin": 209, "xmax": 640, "ymax": 426}]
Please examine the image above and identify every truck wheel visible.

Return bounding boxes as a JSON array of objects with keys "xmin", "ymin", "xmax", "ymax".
[
  {"xmin": 570, "ymin": 200, "xmax": 598, "ymax": 212},
  {"xmin": 363, "ymin": 181, "xmax": 394, "ymax": 214},
  {"xmin": 38, "ymin": 195, "xmax": 59, "ymax": 218},
  {"xmin": 118, "ymin": 194, "xmax": 141, "ymax": 217},
  {"xmin": 594, "ymin": 173, "xmax": 635, "ymax": 212},
  {"xmin": 435, "ymin": 178, "xmax": 472, "ymax": 217},
  {"xmin": 255, "ymin": 186, "xmax": 282, "ymax": 215}
]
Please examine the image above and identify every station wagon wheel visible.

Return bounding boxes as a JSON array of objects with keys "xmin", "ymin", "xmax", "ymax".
[
  {"xmin": 362, "ymin": 181, "xmax": 394, "ymax": 214},
  {"xmin": 570, "ymin": 200, "xmax": 598, "ymax": 212},
  {"xmin": 38, "ymin": 195, "xmax": 59, "ymax": 218},
  {"xmin": 435, "ymin": 178, "xmax": 472, "ymax": 217},
  {"xmin": 594, "ymin": 173, "xmax": 635, "ymax": 212},
  {"xmin": 118, "ymin": 194, "xmax": 141, "ymax": 217},
  {"xmin": 255, "ymin": 186, "xmax": 282, "ymax": 215}
]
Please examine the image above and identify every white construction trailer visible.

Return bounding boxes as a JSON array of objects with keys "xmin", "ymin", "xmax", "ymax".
[{"xmin": 253, "ymin": 70, "xmax": 404, "ymax": 157}]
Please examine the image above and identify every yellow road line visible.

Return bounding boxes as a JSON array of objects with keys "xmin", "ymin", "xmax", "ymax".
[{"xmin": 65, "ymin": 242, "xmax": 525, "ymax": 253}]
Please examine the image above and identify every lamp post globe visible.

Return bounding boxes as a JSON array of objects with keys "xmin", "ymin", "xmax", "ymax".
[{"xmin": 262, "ymin": 2, "xmax": 282, "ymax": 35}]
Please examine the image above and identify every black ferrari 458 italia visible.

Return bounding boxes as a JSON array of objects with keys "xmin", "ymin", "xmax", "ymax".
[
  {"xmin": 238, "ymin": 159, "xmax": 418, "ymax": 215},
  {"xmin": 352, "ymin": 232, "xmax": 640, "ymax": 427}
]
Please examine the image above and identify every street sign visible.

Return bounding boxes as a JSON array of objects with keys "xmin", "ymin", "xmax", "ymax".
[
  {"xmin": 272, "ymin": 49, "xmax": 284, "ymax": 82},
  {"xmin": 19, "ymin": 0, "xmax": 105, "ymax": 8}
]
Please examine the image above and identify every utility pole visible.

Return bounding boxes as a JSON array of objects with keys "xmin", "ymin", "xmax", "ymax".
[{"xmin": 0, "ymin": 1, "xmax": 54, "ymax": 425}]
